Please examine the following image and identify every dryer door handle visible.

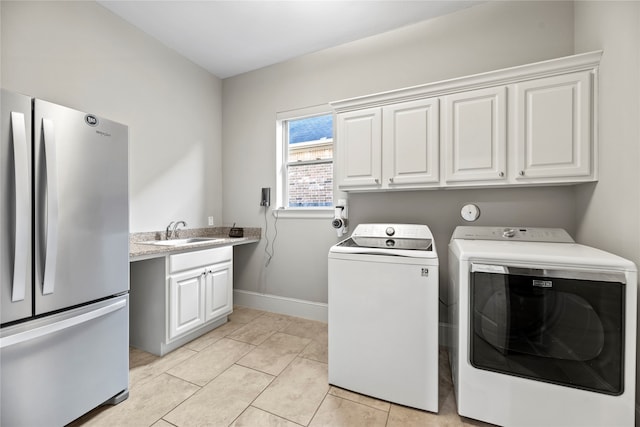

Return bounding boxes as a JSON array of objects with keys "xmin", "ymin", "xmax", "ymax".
[{"xmin": 471, "ymin": 263, "xmax": 627, "ymax": 284}]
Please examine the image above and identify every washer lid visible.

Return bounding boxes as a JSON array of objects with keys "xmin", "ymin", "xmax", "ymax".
[
  {"xmin": 351, "ymin": 223, "xmax": 434, "ymax": 239},
  {"xmin": 330, "ymin": 223, "xmax": 437, "ymax": 258},
  {"xmin": 338, "ymin": 236, "xmax": 433, "ymax": 251}
]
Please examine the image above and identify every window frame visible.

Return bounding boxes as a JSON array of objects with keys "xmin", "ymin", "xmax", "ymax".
[{"xmin": 275, "ymin": 105, "xmax": 335, "ymax": 218}]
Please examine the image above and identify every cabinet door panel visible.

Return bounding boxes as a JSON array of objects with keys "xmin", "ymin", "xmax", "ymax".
[
  {"xmin": 336, "ymin": 108, "xmax": 382, "ymax": 188},
  {"xmin": 443, "ymin": 86, "xmax": 507, "ymax": 183},
  {"xmin": 383, "ymin": 98, "xmax": 439, "ymax": 186},
  {"xmin": 514, "ymin": 71, "xmax": 591, "ymax": 180},
  {"xmin": 169, "ymin": 269, "xmax": 205, "ymax": 340},
  {"xmin": 205, "ymin": 262, "xmax": 232, "ymax": 322}
]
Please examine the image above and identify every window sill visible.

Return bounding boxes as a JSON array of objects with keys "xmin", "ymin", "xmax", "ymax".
[{"xmin": 272, "ymin": 207, "xmax": 334, "ymax": 219}]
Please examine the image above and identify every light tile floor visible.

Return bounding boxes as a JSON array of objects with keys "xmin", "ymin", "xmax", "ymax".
[{"xmin": 71, "ymin": 306, "xmax": 492, "ymax": 427}]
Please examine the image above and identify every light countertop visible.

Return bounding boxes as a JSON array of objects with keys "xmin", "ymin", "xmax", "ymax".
[{"xmin": 129, "ymin": 227, "xmax": 261, "ymax": 261}]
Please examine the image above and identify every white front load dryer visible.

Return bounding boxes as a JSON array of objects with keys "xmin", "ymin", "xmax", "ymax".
[{"xmin": 448, "ymin": 226, "xmax": 637, "ymax": 427}]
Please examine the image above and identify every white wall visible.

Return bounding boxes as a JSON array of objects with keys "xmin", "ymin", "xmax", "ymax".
[
  {"xmin": 223, "ymin": 0, "xmax": 576, "ymax": 305},
  {"xmin": 1, "ymin": 1, "xmax": 223, "ymax": 232},
  {"xmin": 574, "ymin": 2, "xmax": 640, "ymax": 272},
  {"xmin": 573, "ymin": 1, "xmax": 640, "ymax": 421}
]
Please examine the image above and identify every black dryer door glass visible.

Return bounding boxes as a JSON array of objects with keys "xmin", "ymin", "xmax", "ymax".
[{"xmin": 470, "ymin": 268, "xmax": 624, "ymax": 395}]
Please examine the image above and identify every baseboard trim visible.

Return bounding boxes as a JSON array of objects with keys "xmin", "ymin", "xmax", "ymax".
[{"xmin": 233, "ymin": 290, "xmax": 328, "ymax": 322}]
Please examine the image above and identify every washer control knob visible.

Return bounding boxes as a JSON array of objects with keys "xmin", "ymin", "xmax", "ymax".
[
  {"xmin": 503, "ymin": 228, "xmax": 516, "ymax": 238},
  {"xmin": 385, "ymin": 227, "xmax": 395, "ymax": 236}
]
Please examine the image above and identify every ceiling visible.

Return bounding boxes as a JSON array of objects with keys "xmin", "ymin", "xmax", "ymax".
[{"xmin": 98, "ymin": 0, "xmax": 481, "ymax": 79}]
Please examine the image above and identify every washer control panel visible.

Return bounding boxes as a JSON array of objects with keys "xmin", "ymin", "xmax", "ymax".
[{"xmin": 451, "ymin": 226, "xmax": 574, "ymax": 243}]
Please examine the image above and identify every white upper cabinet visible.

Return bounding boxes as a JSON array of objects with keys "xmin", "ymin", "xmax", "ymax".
[
  {"xmin": 512, "ymin": 71, "xmax": 593, "ymax": 182},
  {"xmin": 336, "ymin": 108, "xmax": 382, "ymax": 188},
  {"xmin": 442, "ymin": 86, "xmax": 507, "ymax": 184},
  {"xmin": 383, "ymin": 98, "xmax": 439, "ymax": 187},
  {"xmin": 331, "ymin": 50, "xmax": 601, "ymax": 191},
  {"xmin": 335, "ymin": 98, "xmax": 439, "ymax": 191}
]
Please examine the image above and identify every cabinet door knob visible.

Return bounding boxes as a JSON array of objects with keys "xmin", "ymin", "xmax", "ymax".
[
  {"xmin": 499, "ymin": 172, "xmax": 504, "ymax": 177},
  {"xmin": 519, "ymin": 170, "xmax": 525, "ymax": 176},
  {"xmin": 389, "ymin": 178, "xmax": 394, "ymax": 183},
  {"xmin": 374, "ymin": 179, "xmax": 380, "ymax": 184}
]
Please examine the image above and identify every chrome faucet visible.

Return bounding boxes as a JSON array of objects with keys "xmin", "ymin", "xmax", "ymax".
[
  {"xmin": 172, "ymin": 221, "xmax": 187, "ymax": 239},
  {"xmin": 165, "ymin": 220, "xmax": 187, "ymax": 239}
]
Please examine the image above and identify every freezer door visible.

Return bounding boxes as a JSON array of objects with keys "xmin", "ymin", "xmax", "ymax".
[
  {"xmin": 0, "ymin": 295, "xmax": 129, "ymax": 426},
  {"xmin": 1, "ymin": 90, "xmax": 33, "ymax": 324},
  {"xmin": 34, "ymin": 99, "xmax": 129, "ymax": 315}
]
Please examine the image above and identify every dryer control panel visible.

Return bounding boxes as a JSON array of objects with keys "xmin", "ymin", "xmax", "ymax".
[{"xmin": 451, "ymin": 226, "xmax": 574, "ymax": 243}]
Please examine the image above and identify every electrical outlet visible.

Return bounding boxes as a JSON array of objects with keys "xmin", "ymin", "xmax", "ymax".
[{"xmin": 208, "ymin": 216, "xmax": 214, "ymax": 226}]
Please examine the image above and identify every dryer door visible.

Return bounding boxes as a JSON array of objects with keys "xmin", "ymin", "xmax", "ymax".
[{"xmin": 469, "ymin": 263, "xmax": 625, "ymax": 395}]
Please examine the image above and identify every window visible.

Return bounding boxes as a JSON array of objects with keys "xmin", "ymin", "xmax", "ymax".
[{"xmin": 276, "ymin": 106, "xmax": 334, "ymax": 211}]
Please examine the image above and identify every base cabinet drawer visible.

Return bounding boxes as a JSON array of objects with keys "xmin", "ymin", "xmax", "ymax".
[{"xmin": 1, "ymin": 297, "xmax": 129, "ymax": 426}]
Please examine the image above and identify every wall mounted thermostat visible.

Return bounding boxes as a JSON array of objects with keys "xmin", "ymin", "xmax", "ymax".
[
  {"xmin": 461, "ymin": 204, "xmax": 480, "ymax": 222},
  {"xmin": 260, "ymin": 187, "xmax": 271, "ymax": 207}
]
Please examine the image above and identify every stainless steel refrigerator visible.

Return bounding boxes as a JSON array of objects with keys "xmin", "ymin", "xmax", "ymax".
[{"xmin": 1, "ymin": 89, "xmax": 130, "ymax": 426}]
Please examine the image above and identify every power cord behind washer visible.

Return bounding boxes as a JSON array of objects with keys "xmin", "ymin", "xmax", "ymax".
[{"xmin": 263, "ymin": 208, "xmax": 278, "ymax": 267}]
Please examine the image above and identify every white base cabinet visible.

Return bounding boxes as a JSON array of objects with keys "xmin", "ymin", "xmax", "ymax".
[{"xmin": 130, "ymin": 246, "xmax": 233, "ymax": 356}]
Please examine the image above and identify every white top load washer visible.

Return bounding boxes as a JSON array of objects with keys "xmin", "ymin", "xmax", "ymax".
[
  {"xmin": 448, "ymin": 226, "xmax": 637, "ymax": 427},
  {"xmin": 328, "ymin": 223, "xmax": 439, "ymax": 412}
]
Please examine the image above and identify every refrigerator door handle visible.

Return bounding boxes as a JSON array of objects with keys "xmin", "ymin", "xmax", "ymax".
[
  {"xmin": 0, "ymin": 298, "xmax": 126, "ymax": 349},
  {"xmin": 10, "ymin": 112, "xmax": 29, "ymax": 302},
  {"xmin": 42, "ymin": 118, "xmax": 59, "ymax": 295}
]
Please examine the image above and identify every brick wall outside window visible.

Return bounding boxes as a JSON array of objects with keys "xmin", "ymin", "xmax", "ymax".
[{"xmin": 288, "ymin": 162, "xmax": 333, "ymax": 207}]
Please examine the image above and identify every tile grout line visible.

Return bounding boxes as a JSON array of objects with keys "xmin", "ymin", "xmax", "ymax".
[
  {"xmin": 328, "ymin": 386, "xmax": 393, "ymax": 414},
  {"xmin": 227, "ymin": 363, "xmax": 307, "ymax": 427},
  {"xmin": 158, "ymin": 358, "xmax": 266, "ymax": 427},
  {"xmin": 105, "ymin": 308, "xmax": 334, "ymax": 427},
  {"xmin": 153, "ymin": 336, "xmax": 256, "ymax": 426},
  {"xmin": 383, "ymin": 402, "xmax": 391, "ymax": 427},
  {"xmin": 153, "ymin": 372, "xmax": 203, "ymax": 426},
  {"xmin": 230, "ymin": 336, "xmax": 323, "ymax": 427},
  {"xmin": 225, "ymin": 365, "xmax": 278, "ymax": 427},
  {"xmin": 230, "ymin": 340, "xmax": 313, "ymax": 425},
  {"xmin": 306, "ymin": 388, "xmax": 331, "ymax": 426},
  {"xmin": 174, "ymin": 310, "xmax": 281, "ymax": 425}
]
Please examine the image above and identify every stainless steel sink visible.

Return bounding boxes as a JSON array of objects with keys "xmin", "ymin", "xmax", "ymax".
[{"xmin": 139, "ymin": 237, "xmax": 225, "ymax": 247}]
